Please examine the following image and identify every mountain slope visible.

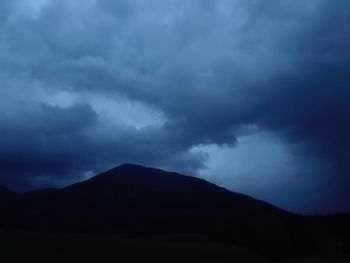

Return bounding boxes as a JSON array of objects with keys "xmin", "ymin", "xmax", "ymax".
[
  {"xmin": 62, "ymin": 163, "xmax": 286, "ymax": 215},
  {"xmin": 0, "ymin": 165, "xmax": 291, "ymax": 250},
  {"xmin": 0, "ymin": 164, "xmax": 348, "ymax": 257}
]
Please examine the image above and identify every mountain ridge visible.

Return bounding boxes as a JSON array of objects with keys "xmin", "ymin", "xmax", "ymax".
[{"xmin": 0, "ymin": 163, "xmax": 349, "ymax": 257}]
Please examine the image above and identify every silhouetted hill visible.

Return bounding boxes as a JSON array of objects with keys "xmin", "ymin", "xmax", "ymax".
[{"xmin": 0, "ymin": 164, "xmax": 349, "ymax": 258}]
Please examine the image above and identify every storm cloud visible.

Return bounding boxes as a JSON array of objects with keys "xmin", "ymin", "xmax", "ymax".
[{"xmin": 0, "ymin": 0, "xmax": 349, "ymax": 213}]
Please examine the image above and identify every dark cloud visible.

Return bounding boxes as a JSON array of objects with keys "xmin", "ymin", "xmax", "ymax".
[
  {"xmin": 0, "ymin": 0, "xmax": 349, "ymax": 212},
  {"xmin": 253, "ymin": 0, "xmax": 350, "ymax": 210},
  {"xmin": 0, "ymin": 100, "xmax": 207, "ymax": 190},
  {"xmin": 0, "ymin": 103, "xmax": 97, "ymax": 188}
]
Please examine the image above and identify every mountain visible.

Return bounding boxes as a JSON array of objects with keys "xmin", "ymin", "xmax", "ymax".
[{"xmin": 0, "ymin": 164, "xmax": 349, "ymax": 257}]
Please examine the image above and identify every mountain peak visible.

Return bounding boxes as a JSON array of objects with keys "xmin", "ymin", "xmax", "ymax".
[
  {"xmin": 60, "ymin": 163, "xmax": 286, "ymax": 225},
  {"xmin": 90, "ymin": 163, "xmax": 190, "ymax": 184},
  {"xmin": 100, "ymin": 163, "xmax": 177, "ymax": 179},
  {"xmin": 116, "ymin": 163, "xmax": 149, "ymax": 170}
]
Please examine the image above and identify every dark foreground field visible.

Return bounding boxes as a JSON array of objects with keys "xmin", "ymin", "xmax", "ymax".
[{"xmin": 0, "ymin": 231, "xmax": 349, "ymax": 263}]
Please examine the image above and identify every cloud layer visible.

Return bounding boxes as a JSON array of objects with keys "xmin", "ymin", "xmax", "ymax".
[{"xmin": 0, "ymin": 0, "xmax": 349, "ymax": 212}]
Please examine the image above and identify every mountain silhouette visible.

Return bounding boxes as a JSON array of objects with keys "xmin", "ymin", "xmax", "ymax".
[{"xmin": 0, "ymin": 164, "xmax": 349, "ymax": 257}]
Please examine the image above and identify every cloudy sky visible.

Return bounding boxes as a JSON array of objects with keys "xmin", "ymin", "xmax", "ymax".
[{"xmin": 0, "ymin": 0, "xmax": 349, "ymax": 214}]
